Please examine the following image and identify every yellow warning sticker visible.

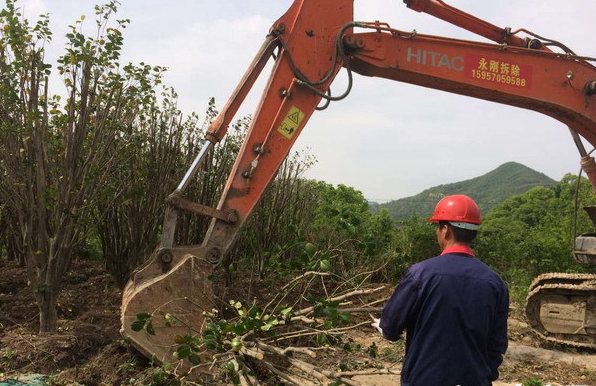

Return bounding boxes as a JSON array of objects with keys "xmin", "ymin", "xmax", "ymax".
[{"xmin": 278, "ymin": 105, "xmax": 305, "ymax": 140}]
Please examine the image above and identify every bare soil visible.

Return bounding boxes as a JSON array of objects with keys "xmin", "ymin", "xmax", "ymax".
[{"xmin": 1, "ymin": 258, "xmax": 595, "ymax": 386}]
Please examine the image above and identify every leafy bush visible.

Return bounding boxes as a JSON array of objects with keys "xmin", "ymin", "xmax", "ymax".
[
  {"xmin": 476, "ymin": 174, "xmax": 596, "ymax": 303},
  {"xmin": 522, "ymin": 377, "xmax": 544, "ymax": 386}
]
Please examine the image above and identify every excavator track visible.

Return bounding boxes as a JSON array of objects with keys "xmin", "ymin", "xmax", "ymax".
[
  {"xmin": 528, "ymin": 272, "xmax": 596, "ymax": 291},
  {"xmin": 525, "ymin": 273, "xmax": 596, "ymax": 348}
]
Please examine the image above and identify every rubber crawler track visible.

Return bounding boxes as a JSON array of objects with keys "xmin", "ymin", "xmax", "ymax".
[{"xmin": 525, "ymin": 273, "xmax": 596, "ymax": 348}]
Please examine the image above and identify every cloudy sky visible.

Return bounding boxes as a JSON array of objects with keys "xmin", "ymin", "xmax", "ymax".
[{"xmin": 18, "ymin": 0, "xmax": 596, "ymax": 202}]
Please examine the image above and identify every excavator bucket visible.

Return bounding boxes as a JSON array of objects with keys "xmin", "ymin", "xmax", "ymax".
[{"xmin": 121, "ymin": 247, "xmax": 213, "ymax": 368}]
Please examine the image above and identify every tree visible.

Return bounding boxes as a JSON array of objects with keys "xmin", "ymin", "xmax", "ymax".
[
  {"xmin": 389, "ymin": 214, "xmax": 439, "ymax": 281},
  {"xmin": 476, "ymin": 174, "xmax": 596, "ymax": 284},
  {"xmin": 94, "ymin": 98, "xmax": 254, "ymax": 288},
  {"xmin": 0, "ymin": 1, "xmax": 165, "ymax": 331},
  {"xmin": 312, "ymin": 183, "xmax": 372, "ymax": 240},
  {"xmin": 236, "ymin": 150, "xmax": 319, "ymax": 279}
]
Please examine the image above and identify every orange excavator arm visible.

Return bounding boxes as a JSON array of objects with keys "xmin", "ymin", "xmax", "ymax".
[
  {"xmin": 199, "ymin": 0, "xmax": 596, "ymax": 261},
  {"xmin": 122, "ymin": 0, "xmax": 596, "ymax": 364}
]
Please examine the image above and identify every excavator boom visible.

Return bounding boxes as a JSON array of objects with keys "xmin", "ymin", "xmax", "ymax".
[{"xmin": 122, "ymin": 0, "xmax": 596, "ymax": 365}]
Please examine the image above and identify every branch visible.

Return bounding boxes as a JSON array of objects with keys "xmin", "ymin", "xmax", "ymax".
[
  {"xmin": 289, "ymin": 315, "xmax": 317, "ymax": 324},
  {"xmin": 240, "ymin": 347, "xmax": 264, "ymax": 361},
  {"xmin": 332, "ymin": 258, "xmax": 393, "ymax": 296},
  {"xmin": 339, "ymin": 368, "xmax": 400, "ymax": 376},
  {"xmin": 286, "ymin": 357, "xmax": 329, "ymax": 383},
  {"xmin": 231, "ymin": 356, "xmax": 258, "ymax": 386},
  {"xmin": 294, "ymin": 287, "xmax": 385, "ymax": 316},
  {"xmin": 337, "ymin": 307, "xmax": 383, "ymax": 313},
  {"xmin": 254, "ymin": 340, "xmax": 317, "ymax": 358},
  {"xmin": 281, "ymin": 271, "xmax": 331, "ymax": 291},
  {"xmin": 260, "ymin": 362, "xmax": 304, "ymax": 386},
  {"xmin": 267, "ymin": 321, "xmax": 371, "ymax": 343}
]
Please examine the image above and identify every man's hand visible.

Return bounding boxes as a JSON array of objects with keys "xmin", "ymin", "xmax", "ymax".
[{"xmin": 370, "ymin": 316, "xmax": 383, "ymax": 335}]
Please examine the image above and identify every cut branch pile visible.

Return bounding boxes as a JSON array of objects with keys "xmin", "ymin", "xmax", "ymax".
[{"xmin": 133, "ymin": 270, "xmax": 398, "ymax": 385}]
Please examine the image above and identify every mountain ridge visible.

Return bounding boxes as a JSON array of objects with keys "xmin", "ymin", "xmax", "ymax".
[{"xmin": 371, "ymin": 162, "xmax": 557, "ymax": 220}]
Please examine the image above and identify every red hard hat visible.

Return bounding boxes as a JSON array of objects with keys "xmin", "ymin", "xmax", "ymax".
[{"xmin": 428, "ymin": 194, "xmax": 481, "ymax": 228}]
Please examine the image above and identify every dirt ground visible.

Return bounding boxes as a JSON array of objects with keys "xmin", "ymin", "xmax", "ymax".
[{"xmin": 1, "ymin": 258, "xmax": 595, "ymax": 386}]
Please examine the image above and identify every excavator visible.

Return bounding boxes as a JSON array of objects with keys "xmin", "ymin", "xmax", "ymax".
[{"xmin": 121, "ymin": 0, "xmax": 596, "ymax": 364}]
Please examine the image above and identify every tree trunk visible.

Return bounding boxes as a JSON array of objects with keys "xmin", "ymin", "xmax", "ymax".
[{"xmin": 38, "ymin": 289, "xmax": 58, "ymax": 332}]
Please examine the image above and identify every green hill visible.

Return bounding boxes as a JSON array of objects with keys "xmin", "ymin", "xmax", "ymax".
[{"xmin": 372, "ymin": 162, "xmax": 557, "ymax": 220}]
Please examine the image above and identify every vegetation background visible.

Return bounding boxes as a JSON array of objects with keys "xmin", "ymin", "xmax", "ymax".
[{"xmin": 2, "ymin": 0, "xmax": 596, "ymax": 334}]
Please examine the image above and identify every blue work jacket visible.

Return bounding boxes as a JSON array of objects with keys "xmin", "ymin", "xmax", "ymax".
[{"xmin": 380, "ymin": 248, "xmax": 509, "ymax": 386}]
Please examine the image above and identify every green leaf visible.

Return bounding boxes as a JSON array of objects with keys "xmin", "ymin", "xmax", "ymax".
[
  {"xmin": 188, "ymin": 353, "xmax": 201, "ymax": 365},
  {"xmin": 177, "ymin": 345, "xmax": 191, "ymax": 359},
  {"xmin": 260, "ymin": 323, "xmax": 272, "ymax": 331},
  {"xmin": 204, "ymin": 339, "xmax": 217, "ymax": 350},
  {"xmin": 136, "ymin": 312, "xmax": 151, "ymax": 320},
  {"xmin": 366, "ymin": 342, "xmax": 378, "ymax": 358},
  {"xmin": 145, "ymin": 321, "xmax": 155, "ymax": 335},
  {"xmin": 233, "ymin": 324, "xmax": 247, "ymax": 335},
  {"xmin": 130, "ymin": 320, "xmax": 145, "ymax": 332},
  {"xmin": 316, "ymin": 333, "xmax": 328, "ymax": 346},
  {"xmin": 152, "ymin": 369, "xmax": 168, "ymax": 382},
  {"xmin": 248, "ymin": 307, "xmax": 260, "ymax": 318},
  {"xmin": 304, "ymin": 242, "xmax": 317, "ymax": 256},
  {"xmin": 339, "ymin": 312, "xmax": 352, "ymax": 323},
  {"xmin": 313, "ymin": 305, "xmax": 324, "ymax": 318}
]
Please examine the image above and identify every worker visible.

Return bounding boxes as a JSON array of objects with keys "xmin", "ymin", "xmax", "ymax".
[{"xmin": 374, "ymin": 194, "xmax": 509, "ymax": 386}]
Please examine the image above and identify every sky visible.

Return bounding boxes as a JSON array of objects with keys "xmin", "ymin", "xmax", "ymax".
[{"xmin": 17, "ymin": 0, "xmax": 596, "ymax": 202}]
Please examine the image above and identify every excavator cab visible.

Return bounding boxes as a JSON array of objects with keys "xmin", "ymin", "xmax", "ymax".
[{"xmin": 573, "ymin": 206, "xmax": 596, "ymax": 264}]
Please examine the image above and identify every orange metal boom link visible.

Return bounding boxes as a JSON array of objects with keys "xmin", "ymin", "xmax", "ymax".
[
  {"xmin": 404, "ymin": 0, "xmax": 544, "ymax": 49},
  {"xmin": 200, "ymin": 0, "xmax": 353, "ymax": 260}
]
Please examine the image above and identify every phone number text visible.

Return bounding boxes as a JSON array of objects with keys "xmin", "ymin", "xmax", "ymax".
[{"xmin": 471, "ymin": 69, "xmax": 527, "ymax": 87}]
